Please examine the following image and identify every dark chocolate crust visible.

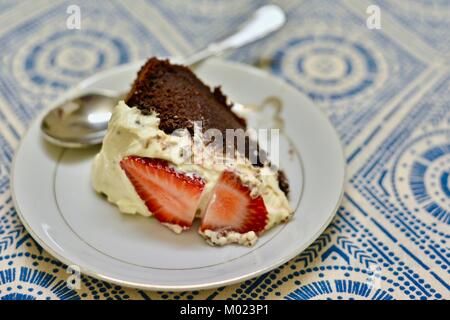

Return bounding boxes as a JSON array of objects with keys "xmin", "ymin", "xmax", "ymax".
[
  {"xmin": 125, "ymin": 57, "xmax": 289, "ymax": 196},
  {"xmin": 277, "ymin": 170, "xmax": 290, "ymax": 196},
  {"xmin": 126, "ymin": 58, "xmax": 246, "ymax": 135}
]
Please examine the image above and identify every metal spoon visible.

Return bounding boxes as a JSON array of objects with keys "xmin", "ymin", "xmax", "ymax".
[{"xmin": 41, "ymin": 5, "xmax": 286, "ymax": 148}]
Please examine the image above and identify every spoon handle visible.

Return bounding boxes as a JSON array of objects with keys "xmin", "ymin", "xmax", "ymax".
[{"xmin": 182, "ymin": 5, "xmax": 286, "ymax": 66}]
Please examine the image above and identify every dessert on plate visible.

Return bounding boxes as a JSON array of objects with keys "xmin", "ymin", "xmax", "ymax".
[{"xmin": 92, "ymin": 57, "xmax": 293, "ymax": 246}]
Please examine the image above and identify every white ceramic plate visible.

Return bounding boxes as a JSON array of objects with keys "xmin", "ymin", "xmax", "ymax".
[{"xmin": 11, "ymin": 58, "xmax": 345, "ymax": 291}]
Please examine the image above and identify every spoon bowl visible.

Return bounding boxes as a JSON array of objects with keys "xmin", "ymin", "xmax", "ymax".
[{"xmin": 41, "ymin": 93, "xmax": 119, "ymax": 148}]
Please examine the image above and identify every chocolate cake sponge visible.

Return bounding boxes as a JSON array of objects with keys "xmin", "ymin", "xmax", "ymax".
[
  {"xmin": 125, "ymin": 57, "xmax": 289, "ymax": 196},
  {"xmin": 126, "ymin": 58, "xmax": 246, "ymax": 135}
]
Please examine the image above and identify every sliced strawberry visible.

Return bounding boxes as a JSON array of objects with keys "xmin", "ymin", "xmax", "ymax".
[
  {"xmin": 200, "ymin": 171, "xmax": 268, "ymax": 234},
  {"xmin": 120, "ymin": 156, "xmax": 205, "ymax": 229}
]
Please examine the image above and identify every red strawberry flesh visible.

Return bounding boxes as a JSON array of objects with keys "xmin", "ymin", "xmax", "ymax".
[
  {"xmin": 200, "ymin": 171, "xmax": 268, "ymax": 234},
  {"xmin": 120, "ymin": 156, "xmax": 205, "ymax": 229}
]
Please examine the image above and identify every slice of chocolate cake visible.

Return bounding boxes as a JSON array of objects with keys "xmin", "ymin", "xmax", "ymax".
[
  {"xmin": 126, "ymin": 57, "xmax": 246, "ymax": 135},
  {"xmin": 92, "ymin": 57, "xmax": 293, "ymax": 246},
  {"xmin": 125, "ymin": 58, "xmax": 289, "ymax": 195}
]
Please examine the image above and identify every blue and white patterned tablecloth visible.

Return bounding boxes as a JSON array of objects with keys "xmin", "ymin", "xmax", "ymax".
[{"xmin": 0, "ymin": 0, "xmax": 449, "ymax": 300}]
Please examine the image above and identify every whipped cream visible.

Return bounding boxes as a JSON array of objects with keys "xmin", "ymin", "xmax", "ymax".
[
  {"xmin": 92, "ymin": 101, "xmax": 292, "ymax": 245},
  {"xmin": 201, "ymin": 230, "xmax": 258, "ymax": 247}
]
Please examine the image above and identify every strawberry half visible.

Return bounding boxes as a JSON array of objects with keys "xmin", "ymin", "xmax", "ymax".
[
  {"xmin": 200, "ymin": 171, "xmax": 268, "ymax": 234},
  {"xmin": 120, "ymin": 156, "xmax": 205, "ymax": 230}
]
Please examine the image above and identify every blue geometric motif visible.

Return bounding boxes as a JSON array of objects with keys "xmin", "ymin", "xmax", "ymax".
[
  {"xmin": 25, "ymin": 30, "xmax": 130, "ymax": 89},
  {"xmin": 374, "ymin": 0, "xmax": 450, "ymax": 59},
  {"xmin": 229, "ymin": 0, "xmax": 427, "ymax": 146},
  {"xmin": 0, "ymin": 0, "xmax": 169, "ymax": 124},
  {"xmin": 286, "ymin": 280, "xmax": 394, "ymax": 300},
  {"xmin": 0, "ymin": 266, "xmax": 80, "ymax": 300},
  {"xmin": 272, "ymin": 35, "xmax": 379, "ymax": 101},
  {"xmin": 392, "ymin": 133, "xmax": 450, "ymax": 224},
  {"xmin": 349, "ymin": 71, "xmax": 450, "ymax": 289}
]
